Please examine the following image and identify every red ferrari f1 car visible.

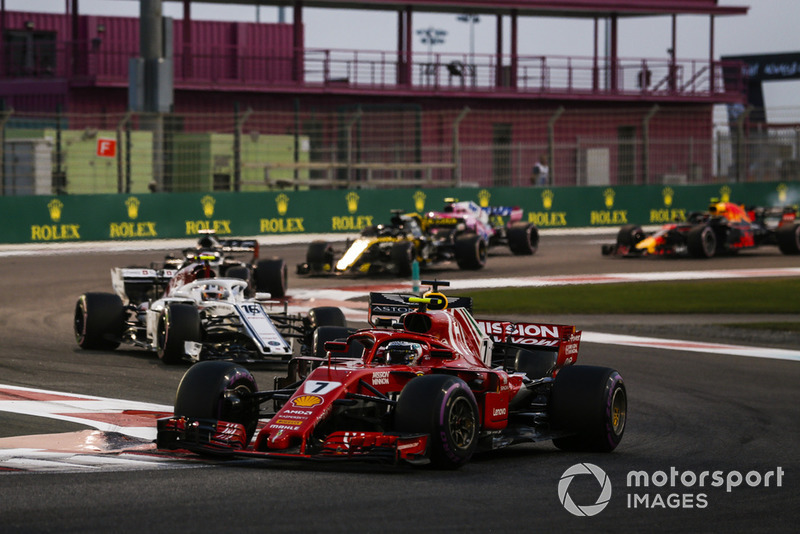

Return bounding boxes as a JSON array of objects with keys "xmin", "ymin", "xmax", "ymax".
[
  {"xmin": 157, "ymin": 281, "xmax": 627, "ymax": 468},
  {"xmin": 602, "ymin": 201, "xmax": 800, "ymax": 258}
]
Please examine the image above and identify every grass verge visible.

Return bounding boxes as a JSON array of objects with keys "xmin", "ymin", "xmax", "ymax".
[{"xmin": 460, "ymin": 278, "xmax": 800, "ymax": 315}]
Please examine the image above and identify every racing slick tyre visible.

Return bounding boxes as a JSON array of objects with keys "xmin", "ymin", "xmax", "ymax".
[
  {"xmin": 312, "ymin": 326, "xmax": 356, "ymax": 359},
  {"xmin": 454, "ymin": 233, "xmax": 487, "ymax": 270},
  {"xmin": 616, "ymin": 224, "xmax": 646, "ymax": 247},
  {"xmin": 157, "ymin": 303, "xmax": 201, "ymax": 365},
  {"xmin": 74, "ymin": 292, "xmax": 125, "ymax": 350},
  {"xmin": 549, "ymin": 365, "xmax": 627, "ymax": 452},
  {"xmin": 173, "ymin": 361, "xmax": 260, "ymax": 444},
  {"xmin": 303, "ymin": 306, "xmax": 348, "ymax": 349},
  {"xmin": 255, "ymin": 258, "xmax": 288, "ymax": 298},
  {"xmin": 306, "ymin": 241, "xmax": 335, "ymax": 272},
  {"xmin": 306, "ymin": 306, "xmax": 348, "ymax": 329},
  {"xmin": 776, "ymin": 223, "xmax": 800, "ymax": 255},
  {"xmin": 687, "ymin": 225, "xmax": 717, "ymax": 258},
  {"xmin": 395, "ymin": 375, "xmax": 479, "ymax": 469},
  {"xmin": 391, "ymin": 241, "xmax": 414, "ymax": 276},
  {"xmin": 507, "ymin": 222, "xmax": 539, "ymax": 255}
]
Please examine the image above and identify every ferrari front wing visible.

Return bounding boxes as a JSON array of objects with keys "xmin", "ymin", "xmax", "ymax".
[{"xmin": 157, "ymin": 416, "xmax": 430, "ymax": 465}]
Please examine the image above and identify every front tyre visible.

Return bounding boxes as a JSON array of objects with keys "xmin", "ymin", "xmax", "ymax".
[
  {"xmin": 549, "ymin": 365, "xmax": 627, "ymax": 452},
  {"xmin": 687, "ymin": 225, "xmax": 716, "ymax": 258},
  {"xmin": 74, "ymin": 292, "xmax": 125, "ymax": 350},
  {"xmin": 173, "ymin": 361, "xmax": 260, "ymax": 444},
  {"xmin": 395, "ymin": 375, "xmax": 479, "ymax": 469},
  {"xmin": 157, "ymin": 303, "xmax": 201, "ymax": 365}
]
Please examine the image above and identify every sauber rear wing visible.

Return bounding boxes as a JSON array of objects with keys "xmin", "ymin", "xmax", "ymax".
[
  {"xmin": 368, "ymin": 292, "xmax": 473, "ymax": 325},
  {"xmin": 111, "ymin": 267, "xmax": 177, "ymax": 301},
  {"xmin": 476, "ymin": 319, "xmax": 582, "ymax": 366}
]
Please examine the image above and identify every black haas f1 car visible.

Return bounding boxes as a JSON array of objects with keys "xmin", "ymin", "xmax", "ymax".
[
  {"xmin": 602, "ymin": 201, "xmax": 800, "ymax": 258},
  {"xmin": 75, "ymin": 253, "xmax": 346, "ymax": 364},
  {"xmin": 297, "ymin": 200, "xmax": 538, "ymax": 276},
  {"xmin": 123, "ymin": 230, "xmax": 287, "ymax": 302},
  {"xmin": 157, "ymin": 281, "xmax": 627, "ymax": 469}
]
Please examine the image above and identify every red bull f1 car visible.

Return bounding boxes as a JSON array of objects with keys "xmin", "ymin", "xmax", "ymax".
[
  {"xmin": 602, "ymin": 201, "xmax": 800, "ymax": 258},
  {"xmin": 157, "ymin": 281, "xmax": 627, "ymax": 468},
  {"xmin": 297, "ymin": 200, "xmax": 538, "ymax": 276}
]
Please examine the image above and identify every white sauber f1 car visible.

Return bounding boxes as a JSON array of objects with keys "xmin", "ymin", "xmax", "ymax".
[{"xmin": 74, "ymin": 255, "xmax": 346, "ymax": 365}]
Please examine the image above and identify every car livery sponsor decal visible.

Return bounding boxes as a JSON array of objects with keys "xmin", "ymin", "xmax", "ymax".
[
  {"xmin": 291, "ymin": 395, "xmax": 323, "ymax": 408},
  {"xmin": 272, "ymin": 419, "xmax": 303, "ymax": 426},
  {"xmin": 372, "ymin": 372, "xmax": 390, "ymax": 386}
]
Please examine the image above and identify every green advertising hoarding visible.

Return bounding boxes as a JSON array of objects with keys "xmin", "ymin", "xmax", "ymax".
[{"xmin": 1, "ymin": 182, "xmax": 797, "ymax": 245}]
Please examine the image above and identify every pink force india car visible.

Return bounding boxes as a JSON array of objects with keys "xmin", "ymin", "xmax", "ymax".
[{"xmin": 156, "ymin": 281, "xmax": 627, "ymax": 469}]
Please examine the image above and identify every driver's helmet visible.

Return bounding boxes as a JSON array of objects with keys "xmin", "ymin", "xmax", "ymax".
[
  {"xmin": 201, "ymin": 284, "xmax": 229, "ymax": 301},
  {"xmin": 384, "ymin": 341, "xmax": 423, "ymax": 365}
]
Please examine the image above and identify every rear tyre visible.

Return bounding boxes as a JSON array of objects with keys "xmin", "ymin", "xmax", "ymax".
[
  {"xmin": 312, "ymin": 326, "xmax": 355, "ymax": 359},
  {"xmin": 455, "ymin": 233, "xmax": 487, "ymax": 270},
  {"xmin": 74, "ymin": 292, "xmax": 125, "ymax": 350},
  {"xmin": 255, "ymin": 258, "xmax": 288, "ymax": 298},
  {"xmin": 157, "ymin": 303, "xmax": 201, "ymax": 365},
  {"xmin": 225, "ymin": 266, "xmax": 253, "ymax": 296},
  {"xmin": 306, "ymin": 241, "xmax": 335, "ymax": 272},
  {"xmin": 687, "ymin": 225, "xmax": 717, "ymax": 258},
  {"xmin": 549, "ymin": 365, "xmax": 627, "ymax": 452},
  {"xmin": 507, "ymin": 222, "xmax": 539, "ymax": 255},
  {"xmin": 776, "ymin": 223, "xmax": 800, "ymax": 255},
  {"xmin": 395, "ymin": 375, "xmax": 479, "ymax": 469},
  {"xmin": 391, "ymin": 241, "xmax": 414, "ymax": 276},
  {"xmin": 173, "ymin": 361, "xmax": 260, "ymax": 444}
]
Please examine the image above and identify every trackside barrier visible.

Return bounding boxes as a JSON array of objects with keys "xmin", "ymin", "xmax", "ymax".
[{"xmin": 1, "ymin": 182, "xmax": 798, "ymax": 245}]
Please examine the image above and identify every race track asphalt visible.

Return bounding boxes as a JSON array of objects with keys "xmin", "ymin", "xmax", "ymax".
[{"xmin": 0, "ymin": 233, "xmax": 797, "ymax": 533}]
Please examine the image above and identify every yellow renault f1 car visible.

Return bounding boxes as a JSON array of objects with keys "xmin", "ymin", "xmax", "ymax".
[{"xmin": 297, "ymin": 203, "xmax": 538, "ymax": 276}]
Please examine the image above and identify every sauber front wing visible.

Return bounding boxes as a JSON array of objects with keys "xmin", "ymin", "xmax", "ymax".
[{"xmin": 157, "ymin": 416, "xmax": 429, "ymax": 465}]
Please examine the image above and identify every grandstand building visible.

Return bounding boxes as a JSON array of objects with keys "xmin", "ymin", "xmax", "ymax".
[{"xmin": 0, "ymin": 0, "xmax": 751, "ymax": 191}]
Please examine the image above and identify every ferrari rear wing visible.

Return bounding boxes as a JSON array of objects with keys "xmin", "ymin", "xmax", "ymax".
[{"xmin": 477, "ymin": 319, "xmax": 581, "ymax": 367}]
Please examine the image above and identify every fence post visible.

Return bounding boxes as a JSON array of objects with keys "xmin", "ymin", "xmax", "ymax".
[
  {"xmin": 452, "ymin": 106, "xmax": 470, "ymax": 187},
  {"xmin": 116, "ymin": 111, "xmax": 133, "ymax": 193},
  {"xmin": 0, "ymin": 108, "xmax": 13, "ymax": 195},
  {"xmin": 345, "ymin": 108, "xmax": 362, "ymax": 188},
  {"xmin": 642, "ymin": 104, "xmax": 659, "ymax": 185},
  {"xmin": 234, "ymin": 103, "xmax": 253, "ymax": 192},
  {"xmin": 547, "ymin": 106, "xmax": 565, "ymax": 185}
]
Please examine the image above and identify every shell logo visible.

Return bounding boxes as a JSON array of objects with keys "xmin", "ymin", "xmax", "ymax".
[
  {"xmin": 719, "ymin": 185, "xmax": 731, "ymax": 203},
  {"xmin": 541, "ymin": 189, "xmax": 554, "ymax": 210},
  {"xmin": 603, "ymin": 188, "xmax": 615, "ymax": 209},
  {"xmin": 125, "ymin": 197, "xmax": 140, "ymax": 219},
  {"xmin": 413, "ymin": 190, "xmax": 426, "ymax": 212},
  {"xmin": 201, "ymin": 195, "xmax": 216, "ymax": 218},
  {"xmin": 777, "ymin": 183, "xmax": 788, "ymax": 203},
  {"xmin": 478, "ymin": 189, "xmax": 491, "ymax": 208},
  {"xmin": 276, "ymin": 193, "xmax": 290, "ymax": 216},
  {"xmin": 346, "ymin": 192, "xmax": 359, "ymax": 214},
  {"xmin": 662, "ymin": 187, "xmax": 674, "ymax": 207},
  {"xmin": 47, "ymin": 199, "xmax": 64, "ymax": 222},
  {"xmin": 292, "ymin": 395, "xmax": 323, "ymax": 408}
]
